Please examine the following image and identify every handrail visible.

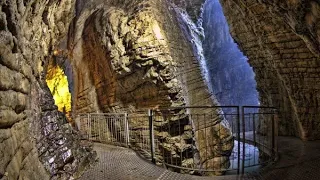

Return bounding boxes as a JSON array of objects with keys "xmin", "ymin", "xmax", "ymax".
[{"xmin": 76, "ymin": 106, "xmax": 278, "ymax": 176}]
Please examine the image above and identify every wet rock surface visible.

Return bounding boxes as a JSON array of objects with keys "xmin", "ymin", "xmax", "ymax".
[
  {"xmin": 69, "ymin": 0, "xmax": 233, "ymax": 175},
  {"xmin": 172, "ymin": 5, "xmax": 234, "ymax": 174},
  {"xmin": 0, "ymin": 0, "xmax": 96, "ymax": 179},
  {"xmin": 37, "ymin": 82, "xmax": 97, "ymax": 179}
]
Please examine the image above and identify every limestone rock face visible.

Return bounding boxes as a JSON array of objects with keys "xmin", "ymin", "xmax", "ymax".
[
  {"xmin": 1, "ymin": 0, "xmax": 232, "ymax": 178},
  {"xmin": 69, "ymin": 0, "xmax": 181, "ymax": 112},
  {"xmin": 220, "ymin": 0, "xmax": 320, "ymax": 140},
  {"xmin": 0, "ymin": 0, "xmax": 95, "ymax": 179},
  {"xmin": 37, "ymin": 82, "xmax": 96, "ymax": 179},
  {"xmin": 69, "ymin": 0, "xmax": 233, "ymax": 174}
]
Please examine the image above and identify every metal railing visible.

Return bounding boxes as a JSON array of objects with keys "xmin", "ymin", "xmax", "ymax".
[
  {"xmin": 75, "ymin": 106, "xmax": 278, "ymax": 176},
  {"xmin": 241, "ymin": 106, "xmax": 278, "ymax": 169},
  {"xmin": 76, "ymin": 113, "xmax": 129, "ymax": 147}
]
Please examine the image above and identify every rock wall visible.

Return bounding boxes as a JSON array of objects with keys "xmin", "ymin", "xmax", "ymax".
[
  {"xmin": 172, "ymin": 0, "xmax": 205, "ymax": 22},
  {"xmin": 0, "ymin": 0, "xmax": 95, "ymax": 179},
  {"xmin": 220, "ymin": 0, "xmax": 320, "ymax": 140},
  {"xmin": 68, "ymin": 0, "xmax": 233, "ymax": 175},
  {"xmin": 69, "ymin": 0, "xmax": 183, "ymax": 113}
]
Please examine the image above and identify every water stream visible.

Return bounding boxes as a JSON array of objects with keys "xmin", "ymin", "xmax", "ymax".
[{"xmin": 172, "ymin": 1, "xmax": 262, "ymax": 174}]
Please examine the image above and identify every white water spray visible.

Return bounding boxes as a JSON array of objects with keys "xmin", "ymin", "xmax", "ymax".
[{"xmin": 173, "ymin": 5, "xmax": 213, "ymax": 94}]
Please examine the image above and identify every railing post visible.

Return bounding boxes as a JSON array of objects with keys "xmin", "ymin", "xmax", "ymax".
[
  {"xmin": 253, "ymin": 113, "xmax": 256, "ymax": 146},
  {"xmin": 148, "ymin": 109, "xmax": 156, "ymax": 164},
  {"xmin": 98, "ymin": 115, "xmax": 101, "ymax": 142},
  {"xmin": 241, "ymin": 106, "xmax": 245, "ymax": 175},
  {"xmin": 88, "ymin": 113, "xmax": 91, "ymax": 140},
  {"xmin": 271, "ymin": 114, "xmax": 275, "ymax": 157},
  {"xmin": 125, "ymin": 113, "xmax": 130, "ymax": 147},
  {"xmin": 237, "ymin": 106, "xmax": 241, "ymax": 175},
  {"xmin": 274, "ymin": 113, "xmax": 278, "ymax": 160}
]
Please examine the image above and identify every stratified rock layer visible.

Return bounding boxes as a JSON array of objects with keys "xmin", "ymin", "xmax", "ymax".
[
  {"xmin": 69, "ymin": 0, "xmax": 233, "ymax": 174},
  {"xmin": 0, "ymin": 0, "xmax": 95, "ymax": 179},
  {"xmin": 37, "ymin": 82, "xmax": 96, "ymax": 179},
  {"xmin": 220, "ymin": 0, "xmax": 320, "ymax": 140}
]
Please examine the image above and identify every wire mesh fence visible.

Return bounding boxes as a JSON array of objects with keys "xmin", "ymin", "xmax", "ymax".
[{"xmin": 75, "ymin": 106, "xmax": 278, "ymax": 176}]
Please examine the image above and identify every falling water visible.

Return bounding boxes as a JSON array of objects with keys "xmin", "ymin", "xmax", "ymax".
[
  {"xmin": 172, "ymin": 5, "xmax": 214, "ymax": 170},
  {"xmin": 173, "ymin": 5, "xmax": 213, "ymax": 94}
]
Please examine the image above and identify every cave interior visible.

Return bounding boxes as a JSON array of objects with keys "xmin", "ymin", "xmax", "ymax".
[{"xmin": 1, "ymin": 0, "xmax": 320, "ymax": 179}]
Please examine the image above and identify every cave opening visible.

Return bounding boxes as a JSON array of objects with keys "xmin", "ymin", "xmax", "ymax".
[
  {"xmin": 201, "ymin": 0, "xmax": 262, "ymax": 172},
  {"xmin": 202, "ymin": 0, "xmax": 259, "ymax": 108},
  {"xmin": 46, "ymin": 52, "xmax": 73, "ymax": 122}
]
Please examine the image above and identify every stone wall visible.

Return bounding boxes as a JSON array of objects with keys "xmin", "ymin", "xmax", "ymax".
[
  {"xmin": 0, "ymin": 0, "xmax": 95, "ymax": 179},
  {"xmin": 220, "ymin": 0, "xmax": 320, "ymax": 140}
]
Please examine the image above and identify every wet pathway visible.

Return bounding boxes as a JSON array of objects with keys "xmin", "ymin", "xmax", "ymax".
[
  {"xmin": 80, "ymin": 136, "xmax": 320, "ymax": 180},
  {"xmin": 259, "ymin": 137, "xmax": 320, "ymax": 180},
  {"xmin": 79, "ymin": 144, "xmax": 254, "ymax": 180}
]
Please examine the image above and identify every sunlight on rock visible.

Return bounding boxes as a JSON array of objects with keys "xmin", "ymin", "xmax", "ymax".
[{"xmin": 46, "ymin": 62, "xmax": 72, "ymax": 121}]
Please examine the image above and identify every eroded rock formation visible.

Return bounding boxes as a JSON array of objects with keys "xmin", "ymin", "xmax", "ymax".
[
  {"xmin": 0, "ymin": 0, "xmax": 95, "ymax": 179},
  {"xmin": 220, "ymin": 0, "xmax": 320, "ymax": 140},
  {"xmin": 68, "ymin": 0, "xmax": 233, "ymax": 175}
]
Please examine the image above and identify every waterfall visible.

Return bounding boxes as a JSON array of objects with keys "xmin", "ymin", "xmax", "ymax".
[
  {"xmin": 172, "ymin": 5, "xmax": 213, "ymax": 171},
  {"xmin": 173, "ymin": 5, "xmax": 213, "ymax": 94}
]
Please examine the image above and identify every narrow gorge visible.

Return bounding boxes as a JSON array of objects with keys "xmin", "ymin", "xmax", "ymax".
[{"xmin": 1, "ymin": 0, "xmax": 320, "ymax": 179}]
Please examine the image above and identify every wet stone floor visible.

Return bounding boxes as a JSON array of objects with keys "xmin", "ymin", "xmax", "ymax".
[{"xmin": 79, "ymin": 136, "xmax": 320, "ymax": 180}]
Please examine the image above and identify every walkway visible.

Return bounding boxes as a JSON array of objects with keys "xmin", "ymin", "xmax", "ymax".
[
  {"xmin": 259, "ymin": 136, "xmax": 320, "ymax": 180},
  {"xmin": 79, "ymin": 136, "xmax": 320, "ymax": 180},
  {"xmin": 79, "ymin": 144, "xmax": 256, "ymax": 180}
]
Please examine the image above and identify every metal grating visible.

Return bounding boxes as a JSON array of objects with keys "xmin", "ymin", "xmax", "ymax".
[{"xmin": 79, "ymin": 143, "xmax": 257, "ymax": 180}]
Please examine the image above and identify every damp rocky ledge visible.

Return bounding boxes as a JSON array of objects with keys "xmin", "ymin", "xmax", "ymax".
[{"xmin": 36, "ymin": 80, "xmax": 97, "ymax": 179}]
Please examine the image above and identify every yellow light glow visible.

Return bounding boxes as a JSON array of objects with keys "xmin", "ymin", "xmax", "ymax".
[
  {"xmin": 53, "ymin": 50, "xmax": 59, "ymax": 56},
  {"xmin": 46, "ymin": 63, "xmax": 72, "ymax": 121}
]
